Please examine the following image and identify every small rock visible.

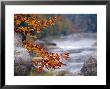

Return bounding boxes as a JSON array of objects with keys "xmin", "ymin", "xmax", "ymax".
[
  {"xmin": 14, "ymin": 32, "xmax": 23, "ymax": 47},
  {"xmin": 53, "ymin": 71, "xmax": 74, "ymax": 76},
  {"xmin": 14, "ymin": 64, "xmax": 31, "ymax": 76}
]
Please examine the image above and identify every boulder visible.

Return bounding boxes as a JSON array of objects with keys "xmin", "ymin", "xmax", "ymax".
[
  {"xmin": 80, "ymin": 55, "xmax": 97, "ymax": 76},
  {"xmin": 14, "ymin": 47, "xmax": 32, "ymax": 76}
]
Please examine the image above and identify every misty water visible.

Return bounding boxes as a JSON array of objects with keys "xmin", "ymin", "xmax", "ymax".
[{"xmin": 46, "ymin": 33, "xmax": 97, "ymax": 74}]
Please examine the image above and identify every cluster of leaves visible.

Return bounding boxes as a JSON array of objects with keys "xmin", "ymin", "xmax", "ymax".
[
  {"xmin": 14, "ymin": 14, "xmax": 69, "ymax": 73},
  {"xmin": 23, "ymin": 40, "xmax": 69, "ymax": 72}
]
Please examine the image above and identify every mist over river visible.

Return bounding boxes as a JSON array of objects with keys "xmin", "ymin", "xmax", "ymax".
[{"xmin": 44, "ymin": 33, "xmax": 97, "ymax": 75}]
